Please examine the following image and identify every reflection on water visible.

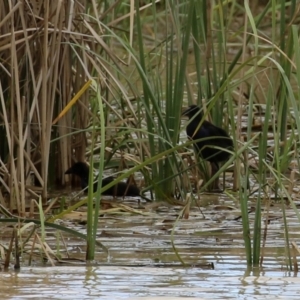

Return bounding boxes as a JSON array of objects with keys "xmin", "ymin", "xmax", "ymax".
[{"xmin": 1, "ymin": 265, "xmax": 300, "ymax": 299}]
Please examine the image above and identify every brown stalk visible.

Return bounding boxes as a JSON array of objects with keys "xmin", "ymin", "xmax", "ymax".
[{"xmin": 0, "ymin": 0, "xmax": 144, "ymax": 214}]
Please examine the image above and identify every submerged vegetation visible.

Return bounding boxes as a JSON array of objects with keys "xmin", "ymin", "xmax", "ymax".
[{"xmin": 0, "ymin": 0, "xmax": 300, "ymax": 268}]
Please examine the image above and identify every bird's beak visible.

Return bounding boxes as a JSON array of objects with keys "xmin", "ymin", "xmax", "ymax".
[
  {"xmin": 65, "ymin": 167, "xmax": 73, "ymax": 175},
  {"xmin": 181, "ymin": 107, "xmax": 189, "ymax": 117}
]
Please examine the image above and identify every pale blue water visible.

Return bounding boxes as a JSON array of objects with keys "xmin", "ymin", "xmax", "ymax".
[{"xmin": 1, "ymin": 264, "xmax": 299, "ymax": 299}]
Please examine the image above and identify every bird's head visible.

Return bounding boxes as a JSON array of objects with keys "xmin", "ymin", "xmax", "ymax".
[
  {"xmin": 65, "ymin": 162, "xmax": 89, "ymax": 177},
  {"xmin": 181, "ymin": 105, "xmax": 202, "ymax": 119}
]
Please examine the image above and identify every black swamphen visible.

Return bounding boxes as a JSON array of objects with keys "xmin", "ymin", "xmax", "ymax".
[
  {"xmin": 65, "ymin": 162, "xmax": 140, "ymax": 197},
  {"xmin": 182, "ymin": 105, "xmax": 233, "ymax": 191}
]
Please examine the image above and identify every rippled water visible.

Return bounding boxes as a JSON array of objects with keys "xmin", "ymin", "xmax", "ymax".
[
  {"xmin": 1, "ymin": 189, "xmax": 300, "ymax": 299},
  {"xmin": 1, "ymin": 264, "xmax": 300, "ymax": 299}
]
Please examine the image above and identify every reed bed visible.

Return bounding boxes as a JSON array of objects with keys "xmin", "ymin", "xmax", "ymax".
[{"xmin": 0, "ymin": 0, "xmax": 300, "ymax": 266}]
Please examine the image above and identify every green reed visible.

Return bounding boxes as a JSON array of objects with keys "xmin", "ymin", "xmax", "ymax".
[{"xmin": 44, "ymin": 0, "xmax": 300, "ymax": 266}]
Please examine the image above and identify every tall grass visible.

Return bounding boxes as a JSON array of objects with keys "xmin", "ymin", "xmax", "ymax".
[
  {"xmin": 132, "ymin": 0, "xmax": 194, "ymax": 199},
  {"xmin": 235, "ymin": 0, "xmax": 300, "ymax": 267},
  {"xmin": 1, "ymin": 0, "xmax": 300, "ymax": 266},
  {"xmin": 0, "ymin": 0, "xmax": 100, "ymax": 212}
]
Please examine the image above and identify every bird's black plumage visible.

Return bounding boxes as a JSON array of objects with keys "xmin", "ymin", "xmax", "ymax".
[
  {"xmin": 65, "ymin": 162, "xmax": 140, "ymax": 197},
  {"xmin": 182, "ymin": 105, "xmax": 233, "ymax": 190}
]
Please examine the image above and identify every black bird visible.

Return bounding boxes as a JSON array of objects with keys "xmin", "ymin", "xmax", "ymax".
[
  {"xmin": 65, "ymin": 162, "xmax": 140, "ymax": 197},
  {"xmin": 182, "ymin": 105, "xmax": 233, "ymax": 191}
]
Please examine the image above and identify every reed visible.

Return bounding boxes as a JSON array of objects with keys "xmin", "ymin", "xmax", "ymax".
[
  {"xmin": 234, "ymin": 0, "xmax": 299, "ymax": 267},
  {"xmin": 0, "ymin": 0, "xmax": 102, "ymax": 213}
]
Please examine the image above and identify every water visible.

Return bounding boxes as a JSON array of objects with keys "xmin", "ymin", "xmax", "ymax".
[
  {"xmin": 1, "ymin": 264, "xmax": 300, "ymax": 299},
  {"xmin": 1, "ymin": 189, "xmax": 300, "ymax": 299}
]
